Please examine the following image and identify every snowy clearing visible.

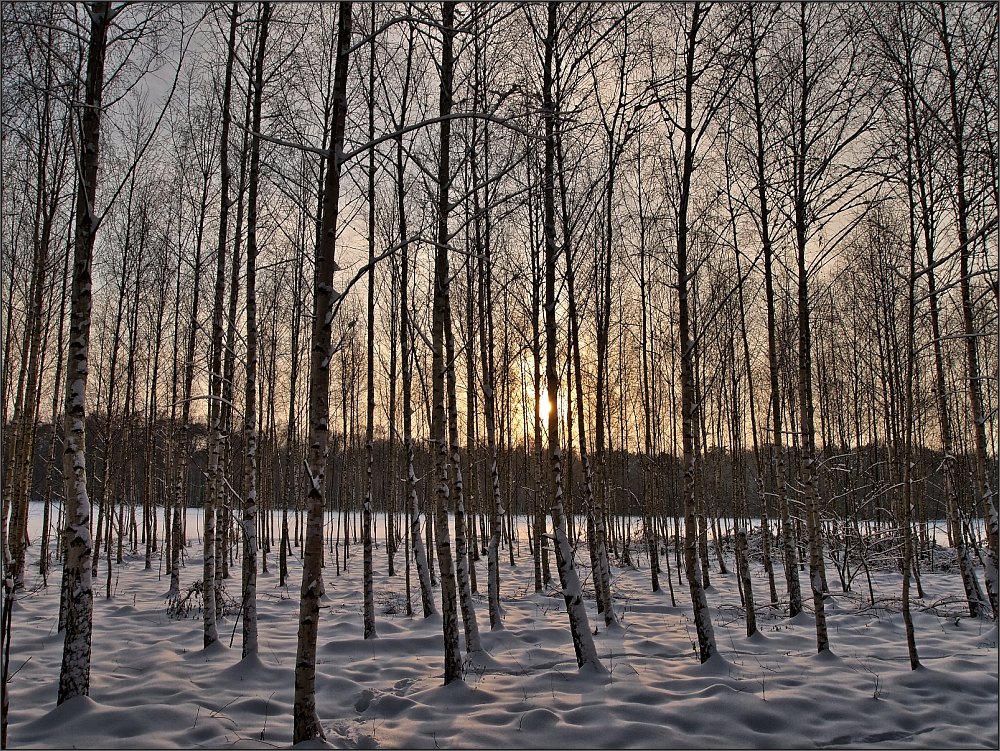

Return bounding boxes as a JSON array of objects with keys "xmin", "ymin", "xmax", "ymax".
[{"xmin": 5, "ymin": 505, "xmax": 998, "ymax": 749}]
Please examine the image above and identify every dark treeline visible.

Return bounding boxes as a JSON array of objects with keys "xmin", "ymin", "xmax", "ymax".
[{"xmin": 24, "ymin": 417, "xmax": 995, "ymax": 558}]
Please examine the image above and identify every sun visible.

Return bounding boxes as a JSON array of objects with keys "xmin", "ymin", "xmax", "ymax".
[
  {"xmin": 537, "ymin": 389, "xmax": 564, "ymax": 421},
  {"xmin": 539, "ymin": 395, "xmax": 552, "ymax": 420},
  {"xmin": 517, "ymin": 358, "xmax": 570, "ymax": 430}
]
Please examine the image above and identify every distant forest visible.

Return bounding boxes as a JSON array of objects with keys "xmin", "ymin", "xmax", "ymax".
[{"xmin": 21, "ymin": 419, "xmax": 999, "ymax": 525}]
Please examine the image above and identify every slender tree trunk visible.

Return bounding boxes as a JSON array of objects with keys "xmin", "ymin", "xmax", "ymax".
[
  {"xmin": 793, "ymin": 2, "xmax": 829, "ymax": 652},
  {"xmin": 637, "ymin": 157, "xmax": 660, "ymax": 595},
  {"xmin": 203, "ymin": 0, "xmax": 240, "ymax": 651},
  {"xmin": 220, "ymin": 17, "xmax": 256, "ymax": 587},
  {"xmin": 542, "ymin": 1, "xmax": 602, "ymax": 671},
  {"xmin": 748, "ymin": 8, "xmax": 802, "ymax": 617},
  {"xmin": 362, "ymin": 3, "xmax": 378, "ymax": 641},
  {"xmin": 446, "ymin": 292, "xmax": 482, "ymax": 653},
  {"xmin": 938, "ymin": 4, "xmax": 999, "ymax": 615},
  {"xmin": 676, "ymin": 2, "xmax": 716, "ymax": 663},
  {"xmin": 471, "ymin": 31, "xmax": 505, "ymax": 627},
  {"xmin": 293, "ymin": 2, "xmax": 352, "ymax": 742},
  {"xmin": 166, "ymin": 212, "xmax": 183, "ymax": 595},
  {"xmin": 44, "ymin": 216, "xmax": 73, "ymax": 582},
  {"xmin": 478, "ymin": 218, "xmax": 505, "ymax": 630},
  {"xmin": 528, "ymin": 173, "xmax": 545, "ymax": 594},
  {"xmin": 281, "ymin": 154, "xmax": 308, "ymax": 590},
  {"xmin": 431, "ymin": 0, "xmax": 463, "ymax": 685},
  {"xmin": 242, "ymin": 0, "xmax": 270, "ymax": 658},
  {"xmin": 900, "ymin": 45, "xmax": 922, "ymax": 668},
  {"xmin": 143, "ymin": 235, "xmax": 165, "ymax": 572},
  {"xmin": 57, "ymin": 0, "xmax": 111, "ymax": 704},
  {"xmin": 919, "ymin": 146, "xmax": 983, "ymax": 617},
  {"xmin": 8, "ymin": 30, "xmax": 64, "ymax": 586},
  {"xmin": 554, "ymin": 106, "xmax": 616, "ymax": 627},
  {"xmin": 395, "ymin": 16, "xmax": 435, "ymax": 618},
  {"xmin": 464, "ymin": 246, "xmax": 480, "ymax": 594}
]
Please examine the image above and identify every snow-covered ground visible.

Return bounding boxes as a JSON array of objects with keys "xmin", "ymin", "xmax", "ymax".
[{"xmin": 6, "ymin": 504, "xmax": 998, "ymax": 748}]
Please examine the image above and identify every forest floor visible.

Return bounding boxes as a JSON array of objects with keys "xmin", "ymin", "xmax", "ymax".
[{"xmin": 5, "ymin": 506, "xmax": 998, "ymax": 749}]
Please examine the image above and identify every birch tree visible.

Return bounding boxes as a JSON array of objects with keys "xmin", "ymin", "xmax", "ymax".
[
  {"xmin": 927, "ymin": 1, "xmax": 999, "ymax": 615},
  {"xmin": 778, "ymin": 2, "xmax": 880, "ymax": 651},
  {"xmin": 741, "ymin": 2, "xmax": 803, "ymax": 616},
  {"xmin": 203, "ymin": 0, "xmax": 241, "ymax": 651},
  {"xmin": 871, "ymin": 4, "xmax": 988, "ymax": 617},
  {"xmin": 241, "ymin": 0, "xmax": 271, "ymax": 658},
  {"xmin": 362, "ymin": 1, "xmax": 379, "ymax": 643},
  {"xmin": 57, "ymin": 0, "xmax": 113, "ymax": 704},
  {"xmin": 430, "ymin": 0, "xmax": 464, "ymax": 685},
  {"xmin": 4, "ymin": 3, "xmax": 75, "ymax": 592},
  {"xmin": 393, "ymin": 16, "xmax": 437, "ymax": 618},
  {"xmin": 293, "ymin": 1, "xmax": 352, "ymax": 741},
  {"xmin": 653, "ymin": 0, "xmax": 724, "ymax": 663},
  {"xmin": 470, "ymin": 7, "xmax": 505, "ymax": 630},
  {"xmin": 539, "ymin": 0, "xmax": 602, "ymax": 671}
]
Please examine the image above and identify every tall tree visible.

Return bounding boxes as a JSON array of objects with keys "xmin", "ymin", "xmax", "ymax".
[
  {"xmin": 57, "ymin": 0, "xmax": 112, "ymax": 705},
  {"xmin": 540, "ymin": 0, "xmax": 602, "ymax": 671},
  {"xmin": 204, "ymin": 0, "xmax": 241, "ymax": 652},
  {"xmin": 471, "ymin": 7, "xmax": 505, "ymax": 630},
  {"xmin": 743, "ymin": 2, "xmax": 802, "ymax": 616},
  {"xmin": 293, "ymin": 1, "xmax": 352, "ymax": 741},
  {"xmin": 931, "ymin": 2, "xmax": 999, "ymax": 615},
  {"xmin": 655, "ymin": 0, "xmax": 721, "ymax": 663},
  {"xmin": 242, "ymin": 0, "xmax": 270, "ymax": 658},
  {"xmin": 431, "ymin": 0, "xmax": 463, "ymax": 685},
  {"xmin": 362, "ymin": 1, "xmax": 379, "ymax": 643},
  {"xmin": 393, "ymin": 14, "xmax": 436, "ymax": 619},
  {"xmin": 781, "ymin": 2, "xmax": 879, "ymax": 651}
]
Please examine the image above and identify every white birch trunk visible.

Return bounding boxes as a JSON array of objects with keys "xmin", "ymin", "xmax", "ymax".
[
  {"xmin": 362, "ymin": 2, "xmax": 378, "ymax": 641},
  {"xmin": 542, "ymin": 0, "xmax": 603, "ymax": 672},
  {"xmin": 432, "ymin": 0, "xmax": 464, "ymax": 685},
  {"xmin": 293, "ymin": 3, "xmax": 351, "ymax": 742},
  {"xmin": 203, "ymin": 0, "xmax": 241, "ymax": 652},
  {"xmin": 242, "ymin": 0, "xmax": 269, "ymax": 658},
  {"xmin": 676, "ymin": 2, "xmax": 716, "ymax": 664},
  {"xmin": 57, "ymin": 0, "xmax": 110, "ymax": 705}
]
